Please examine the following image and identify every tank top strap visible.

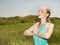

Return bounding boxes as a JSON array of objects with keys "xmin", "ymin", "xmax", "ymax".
[
  {"xmin": 45, "ymin": 22, "xmax": 49, "ymax": 28},
  {"xmin": 43, "ymin": 22, "xmax": 47, "ymax": 27},
  {"xmin": 37, "ymin": 22, "xmax": 48, "ymax": 29},
  {"xmin": 38, "ymin": 22, "xmax": 47, "ymax": 30}
]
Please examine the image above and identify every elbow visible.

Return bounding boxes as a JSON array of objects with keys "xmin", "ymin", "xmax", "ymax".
[
  {"xmin": 23, "ymin": 31, "xmax": 30, "ymax": 36},
  {"xmin": 23, "ymin": 31, "xmax": 33, "ymax": 36},
  {"xmin": 23, "ymin": 31, "xmax": 27, "ymax": 36},
  {"xmin": 45, "ymin": 37, "xmax": 50, "ymax": 39},
  {"xmin": 44, "ymin": 34, "xmax": 53, "ymax": 39},
  {"xmin": 44, "ymin": 35, "xmax": 51, "ymax": 39}
]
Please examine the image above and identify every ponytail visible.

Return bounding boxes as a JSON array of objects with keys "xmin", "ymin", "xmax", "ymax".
[
  {"xmin": 46, "ymin": 17, "xmax": 51, "ymax": 23},
  {"xmin": 46, "ymin": 8, "xmax": 51, "ymax": 23}
]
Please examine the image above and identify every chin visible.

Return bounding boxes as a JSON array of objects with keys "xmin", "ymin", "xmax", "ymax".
[{"xmin": 38, "ymin": 16, "xmax": 42, "ymax": 18}]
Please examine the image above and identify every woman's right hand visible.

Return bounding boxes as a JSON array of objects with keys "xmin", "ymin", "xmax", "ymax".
[{"xmin": 23, "ymin": 23, "xmax": 36, "ymax": 36}]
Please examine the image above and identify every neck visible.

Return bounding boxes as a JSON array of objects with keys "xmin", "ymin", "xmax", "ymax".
[{"xmin": 40, "ymin": 18, "xmax": 47, "ymax": 24}]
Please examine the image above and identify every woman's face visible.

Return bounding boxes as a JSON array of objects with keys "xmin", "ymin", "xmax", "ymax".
[{"xmin": 38, "ymin": 7, "xmax": 49, "ymax": 19}]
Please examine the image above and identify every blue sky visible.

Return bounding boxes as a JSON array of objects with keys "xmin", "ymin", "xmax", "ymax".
[{"xmin": 0, "ymin": 0, "xmax": 60, "ymax": 17}]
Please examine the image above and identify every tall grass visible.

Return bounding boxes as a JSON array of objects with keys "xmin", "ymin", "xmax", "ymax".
[{"xmin": 0, "ymin": 22, "xmax": 60, "ymax": 45}]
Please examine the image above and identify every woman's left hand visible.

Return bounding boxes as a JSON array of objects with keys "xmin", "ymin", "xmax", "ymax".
[{"xmin": 33, "ymin": 28, "xmax": 39, "ymax": 36}]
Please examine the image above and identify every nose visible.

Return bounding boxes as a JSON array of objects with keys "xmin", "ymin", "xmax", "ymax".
[{"xmin": 38, "ymin": 11, "xmax": 41, "ymax": 15}]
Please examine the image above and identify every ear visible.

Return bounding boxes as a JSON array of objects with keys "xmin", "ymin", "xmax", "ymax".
[{"xmin": 47, "ymin": 13, "xmax": 49, "ymax": 17}]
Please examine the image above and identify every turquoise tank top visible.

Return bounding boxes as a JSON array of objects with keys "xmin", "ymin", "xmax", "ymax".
[{"xmin": 33, "ymin": 23, "xmax": 48, "ymax": 45}]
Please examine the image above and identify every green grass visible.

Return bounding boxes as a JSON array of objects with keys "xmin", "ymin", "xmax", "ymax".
[{"xmin": 0, "ymin": 22, "xmax": 60, "ymax": 45}]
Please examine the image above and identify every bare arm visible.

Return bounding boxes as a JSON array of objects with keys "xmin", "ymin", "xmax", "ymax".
[
  {"xmin": 34, "ymin": 23, "xmax": 54, "ymax": 39},
  {"xmin": 23, "ymin": 23, "xmax": 36, "ymax": 36},
  {"xmin": 44, "ymin": 23, "xmax": 54, "ymax": 39}
]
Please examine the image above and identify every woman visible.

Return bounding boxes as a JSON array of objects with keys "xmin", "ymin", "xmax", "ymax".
[{"xmin": 23, "ymin": 7, "xmax": 54, "ymax": 45}]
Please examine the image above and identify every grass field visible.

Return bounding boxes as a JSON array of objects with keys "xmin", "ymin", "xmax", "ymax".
[{"xmin": 0, "ymin": 22, "xmax": 60, "ymax": 45}]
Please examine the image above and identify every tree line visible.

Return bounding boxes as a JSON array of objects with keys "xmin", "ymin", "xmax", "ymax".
[{"xmin": 0, "ymin": 15, "xmax": 60, "ymax": 25}]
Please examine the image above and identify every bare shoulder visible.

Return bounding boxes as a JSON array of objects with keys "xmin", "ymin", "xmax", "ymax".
[
  {"xmin": 32, "ymin": 22, "xmax": 39, "ymax": 27},
  {"xmin": 47, "ymin": 22, "xmax": 54, "ymax": 28},
  {"xmin": 50, "ymin": 23, "xmax": 54, "ymax": 27},
  {"xmin": 46, "ymin": 22, "xmax": 54, "ymax": 32}
]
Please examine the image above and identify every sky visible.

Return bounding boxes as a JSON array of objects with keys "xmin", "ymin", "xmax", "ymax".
[{"xmin": 0, "ymin": 0, "xmax": 60, "ymax": 18}]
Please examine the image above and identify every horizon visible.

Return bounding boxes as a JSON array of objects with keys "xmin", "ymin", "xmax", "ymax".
[{"xmin": 0, "ymin": 15, "xmax": 60, "ymax": 18}]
